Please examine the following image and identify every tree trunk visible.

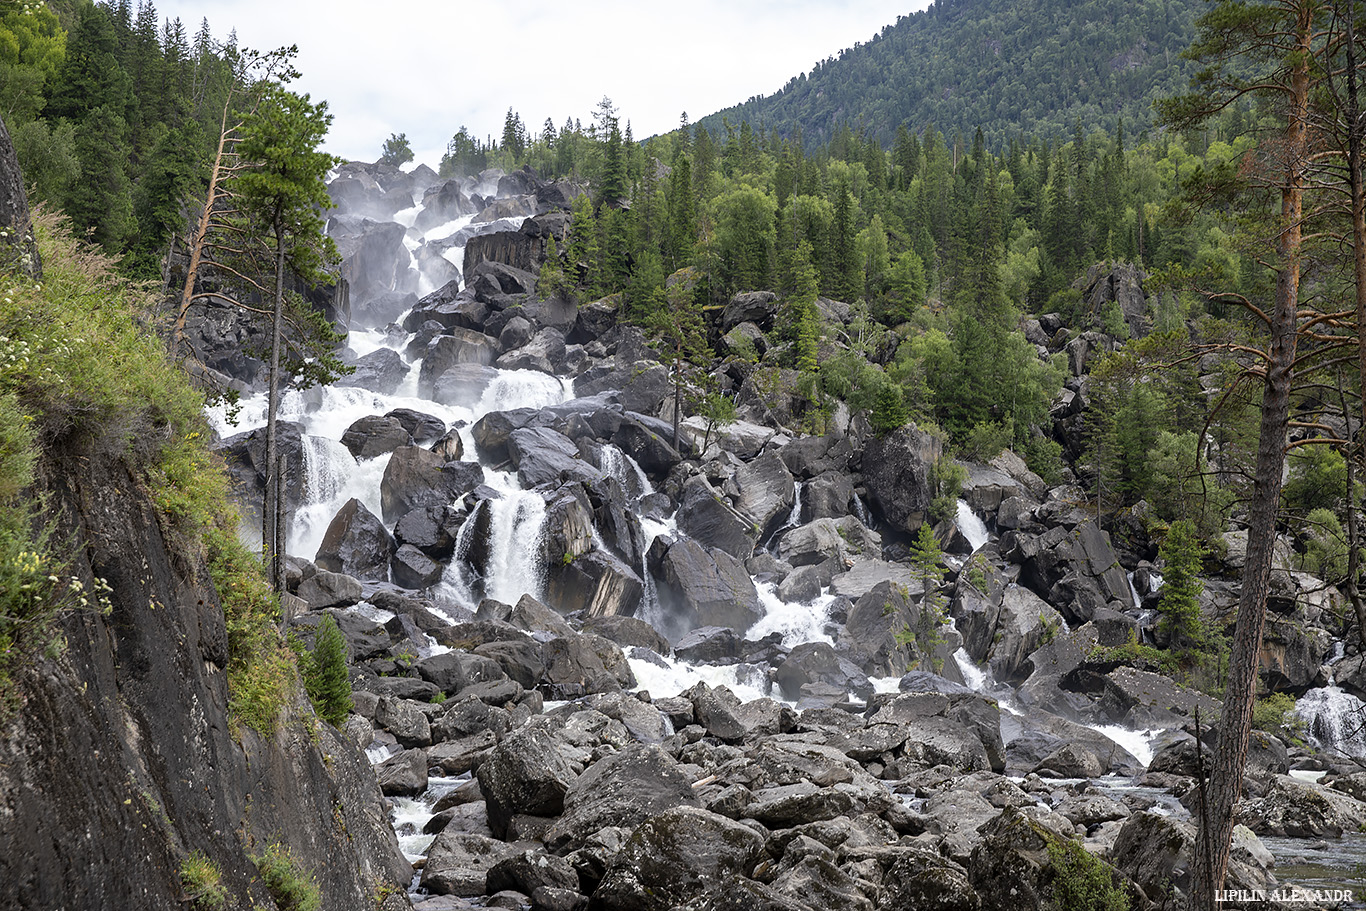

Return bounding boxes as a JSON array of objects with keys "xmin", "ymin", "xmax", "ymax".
[
  {"xmin": 1342, "ymin": 2, "xmax": 1366, "ymax": 648},
  {"xmin": 264, "ymin": 209, "xmax": 287, "ymax": 594},
  {"xmin": 1192, "ymin": 10, "xmax": 1310, "ymax": 905},
  {"xmin": 174, "ymin": 100, "xmax": 232, "ymax": 349}
]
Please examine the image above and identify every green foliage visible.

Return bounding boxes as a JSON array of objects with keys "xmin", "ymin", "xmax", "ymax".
[
  {"xmin": 180, "ymin": 851, "xmax": 228, "ymax": 910},
  {"xmin": 1088, "ymin": 630, "xmax": 1179, "ymax": 675},
  {"xmin": 697, "ymin": 0, "xmax": 1198, "ymax": 150},
  {"xmin": 439, "ymin": 125, "xmax": 487, "ymax": 177},
  {"xmin": 896, "ymin": 525, "xmax": 948, "ymax": 672},
  {"xmin": 1046, "ymin": 837, "xmax": 1131, "ymax": 911},
  {"xmin": 964, "ymin": 420, "xmax": 1013, "ymax": 462},
  {"xmin": 1252, "ymin": 692, "xmax": 1304, "ymax": 742},
  {"xmin": 301, "ymin": 614, "xmax": 351, "ymax": 727},
  {"xmin": 208, "ymin": 524, "xmax": 291, "ymax": 735},
  {"xmin": 869, "ymin": 383, "xmax": 909, "ymax": 437},
  {"xmin": 928, "ymin": 457, "xmax": 967, "ymax": 524},
  {"xmin": 1282, "ymin": 446, "xmax": 1350, "ymax": 517},
  {"xmin": 253, "ymin": 843, "xmax": 320, "ymax": 911},
  {"xmin": 378, "ymin": 132, "xmax": 413, "ymax": 167},
  {"xmin": 1297, "ymin": 508, "xmax": 1348, "ymax": 582},
  {"xmin": 1157, "ymin": 520, "xmax": 1214, "ymax": 673}
]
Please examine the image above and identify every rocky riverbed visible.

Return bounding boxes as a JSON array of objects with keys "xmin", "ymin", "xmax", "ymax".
[{"xmin": 197, "ymin": 159, "xmax": 1366, "ymax": 910}]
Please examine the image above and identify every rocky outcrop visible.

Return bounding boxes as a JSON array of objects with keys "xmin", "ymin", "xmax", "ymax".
[
  {"xmin": 0, "ymin": 113, "xmax": 40, "ymax": 278},
  {"xmin": 0, "ymin": 452, "xmax": 409, "ymax": 910}
]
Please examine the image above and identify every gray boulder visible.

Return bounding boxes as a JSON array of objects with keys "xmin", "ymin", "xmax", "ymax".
[
  {"xmin": 593, "ymin": 806, "xmax": 766, "ymax": 911},
  {"xmin": 544, "ymin": 744, "xmax": 701, "ymax": 852}
]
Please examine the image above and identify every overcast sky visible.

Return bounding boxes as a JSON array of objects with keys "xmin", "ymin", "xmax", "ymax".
[{"xmin": 154, "ymin": 1, "xmax": 933, "ymax": 168}]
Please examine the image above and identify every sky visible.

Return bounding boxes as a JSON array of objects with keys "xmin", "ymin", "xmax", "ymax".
[{"xmin": 154, "ymin": 0, "xmax": 934, "ymax": 169}]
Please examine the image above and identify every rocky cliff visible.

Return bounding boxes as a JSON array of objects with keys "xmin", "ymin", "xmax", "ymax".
[{"xmin": 0, "ymin": 115, "xmax": 410, "ymax": 911}]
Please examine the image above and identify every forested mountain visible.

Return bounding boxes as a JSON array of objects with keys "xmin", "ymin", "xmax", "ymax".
[{"xmin": 696, "ymin": 0, "xmax": 1201, "ymax": 149}]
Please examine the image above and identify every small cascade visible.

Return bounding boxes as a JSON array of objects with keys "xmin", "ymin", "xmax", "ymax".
[
  {"xmin": 1087, "ymin": 724, "xmax": 1159, "ymax": 767},
  {"xmin": 1295, "ymin": 686, "xmax": 1366, "ymax": 759},
  {"xmin": 292, "ymin": 438, "xmax": 392, "ymax": 562},
  {"xmin": 474, "ymin": 370, "xmax": 570, "ymax": 416},
  {"xmin": 746, "ymin": 581, "xmax": 837, "ymax": 647},
  {"xmin": 954, "ymin": 499, "xmax": 990, "ymax": 552},
  {"xmin": 302, "ymin": 434, "xmax": 353, "ymax": 503},
  {"xmin": 852, "ymin": 492, "xmax": 870, "ymax": 527},
  {"xmin": 953, "ymin": 647, "xmax": 989, "ymax": 692},
  {"xmin": 480, "ymin": 490, "xmax": 549, "ymax": 606},
  {"xmin": 599, "ymin": 443, "xmax": 651, "ymax": 501},
  {"xmin": 761, "ymin": 482, "xmax": 805, "ymax": 553}
]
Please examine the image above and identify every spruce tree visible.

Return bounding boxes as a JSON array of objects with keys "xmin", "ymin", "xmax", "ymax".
[{"xmin": 306, "ymin": 614, "xmax": 351, "ymax": 727}]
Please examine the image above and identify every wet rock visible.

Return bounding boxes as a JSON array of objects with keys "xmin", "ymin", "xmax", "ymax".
[
  {"xmin": 376, "ymin": 747, "xmax": 427, "ymax": 797},
  {"xmin": 393, "ymin": 505, "xmax": 458, "ymax": 560},
  {"xmin": 674, "ymin": 626, "xmax": 744, "ymax": 664},
  {"xmin": 1111, "ymin": 811, "xmax": 1275, "ymax": 902},
  {"xmin": 732, "ymin": 451, "xmax": 796, "ymax": 540},
  {"xmin": 380, "ymin": 445, "xmax": 485, "ymax": 523},
  {"xmin": 1240, "ymin": 776, "xmax": 1366, "ymax": 838},
  {"xmin": 988, "ymin": 585, "xmax": 1064, "ymax": 684},
  {"xmin": 374, "ymin": 696, "xmax": 432, "ymax": 748},
  {"xmin": 880, "ymin": 846, "xmax": 980, "ymax": 911},
  {"xmin": 776, "ymin": 517, "xmax": 879, "ymax": 568},
  {"xmin": 580, "ymin": 616, "xmax": 671, "ymax": 655},
  {"xmin": 338, "ymin": 347, "xmax": 410, "ymax": 396},
  {"xmin": 592, "ymin": 806, "xmax": 766, "ymax": 911},
  {"xmin": 391, "ymin": 543, "xmax": 443, "ymax": 589},
  {"xmin": 340, "ymin": 415, "xmax": 410, "ymax": 460},
  {"xmin": 418, "ymin": 330, "xmax": 500, "ymax": 395},
  {"xmin": 296, "ymin": 568, "xmax": 364, "ymax": 609},
  {"xmin": 387, "ymin": 407, "xmax": 447, "ymax": 444},
  {"xmin": 420, "ymin": 832, "xmax": 523, "ymax": 897},
  {"xmin": 540, "ymin": 632, "xmax": 635, "ymax": 699},
  {"xmin": 652, "ymin": 536, "xmax": 764, "ymax": 635},
  {"xmin": 677, "ymin": 475, "xmax": 758, "ymax": 560},
  {"xmin": 776, "ymin": 643, "xmax": 874, "ymax": 704}
]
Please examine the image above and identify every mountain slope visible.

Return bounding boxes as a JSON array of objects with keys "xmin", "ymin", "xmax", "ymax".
[{"xmin": 698, "ymin": 0, "xmax": 1200, "ymax": 148}]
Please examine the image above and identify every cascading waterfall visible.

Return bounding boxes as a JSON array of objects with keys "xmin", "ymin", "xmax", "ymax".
[
  {"xmin": 478, "ymin": 490, "xmax": 549, "ymax": 606},
  {"xmin": 954, "ymin": 499, "xmax": 990, "ymax": 552},
  {"xmin": 293, "ymin": 436, "xmax": 392, "ymax": 562},
  {"xmin": 1294, "ymin": 687, "xmax": 1366, "ymax": 759}
]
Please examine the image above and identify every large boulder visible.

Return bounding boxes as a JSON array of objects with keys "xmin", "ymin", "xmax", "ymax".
[
  {"xmin": 677, "ymin": 475, "xmax": 758, "ymax": 560},
  {"xmin": 861, "ymin": 425, "xmax": 942, "ymax": 535},
  {"xmin": 379, "ymin": 445, "xmax": 485, "ymax": 523},
  {"xmin": 776, "ymin": 642, "xmax": 874, "ymax": 704},
  {"xmin": 417, "ymin": 329, "xmax": 500, "ymax": 396},
  {"xmin": 340, "ymin": 415, "xmax": 411, "ymax": 460},
  {"xmin": 476, "ymin": 719, "xmax": 577, "ymax": 838},
  {"xmin": 651, "ymin": 537, "xmax": 763, "ymax": 637},
  {"xmin": 544, "ymin": 743, "xmax": 701, "ymax": 852},
  {"xmin": 732, "ymin": 451, "xmax": 796, "ymax": 540},
  {"xmin": 314, "ymin": 498, "xmax": 395, "ymax": 581},
  {"xmin": 592, "ymin": 806, "xmax": 766, "ymax": 911}
]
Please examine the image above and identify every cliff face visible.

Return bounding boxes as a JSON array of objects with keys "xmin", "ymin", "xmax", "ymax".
[{"xmin": 0, "ymin": 449, "xmax": 411, "ymax": 909}]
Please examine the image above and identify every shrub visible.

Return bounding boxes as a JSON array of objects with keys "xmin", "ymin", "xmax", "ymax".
[
  {"xmin": 1253, "ymin": 692, "xmax": 1304, "ymax": 742},
  {"xmin": 254, "ymin": 843, "xmax": 320, "ymax": 911},
  {"xmin": 180, "ymin": 851, "xmax": 228, "ymax": 910},
  {"xmin": 1047, "ymin": 837, "xmax": 1131, "ymax": 911}
]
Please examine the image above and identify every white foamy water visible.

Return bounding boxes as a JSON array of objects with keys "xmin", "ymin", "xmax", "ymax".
[
  {"xmin": 1295, "ymin": 686, "xmax": 1366, "ymax": 759},
  {"xmin": 746, "ymin": 581, "xmax": 837, "ymax": 647},
  {"xmin": 955, "ymin": 499, "xmax": 990, "ymax": 552},
  {"xmin": 1088, "ymin": 724, "xmax": 1160, "ymax": 767},
  {"xmin": 629, "ymin": 654, "xmax": 771, "ymax": 703}
]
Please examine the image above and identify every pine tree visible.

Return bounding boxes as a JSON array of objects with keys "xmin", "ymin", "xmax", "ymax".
[
  {"xmin": 305, "ymin": 614, "xmax": 351, "ymax": 726},
  {"xmin": 1156, "ymin": 519, "xmax": 1209, "ymax": 665}
]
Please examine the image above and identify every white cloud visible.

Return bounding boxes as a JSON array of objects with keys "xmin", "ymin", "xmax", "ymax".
[{"xmin": 155, "ymin": 0, "xmax": 932, "ymax": 168}]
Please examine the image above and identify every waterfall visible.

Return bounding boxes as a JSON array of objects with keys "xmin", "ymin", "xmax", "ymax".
[
  {"xmin": 599, "ymin": 443, "xmax": 651, "ymax": 501},
  {"xmin": 474, "ymin": 370, "xmax": 570, "ymax": 416},
  {"xmin": 303, "ymin": 434, "xmax": 353, "ymax": 503},
  {"xmin": 955, "ymin": 499, "xmax": 990, "ymax": 552},
  {"xmin": 292, "ymin": 438, "xmax": 392, "ymax": 563},
  {"xmin": 746, "ymin": 581, "xmax": 837, "ymax": 647},
  {"xmin": 481, "ymin": 490, "xmax": 549, "ymax": 606},
  {"xmin": 1295, "ymin": 687, "xmax": 1366, "ymax": 759}
]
